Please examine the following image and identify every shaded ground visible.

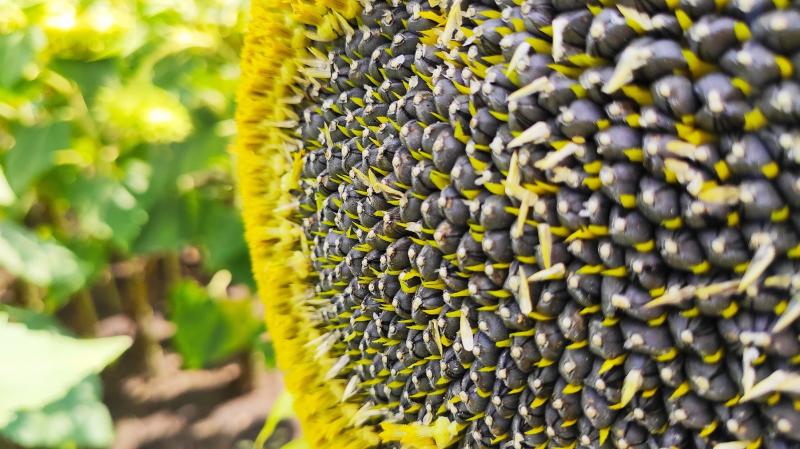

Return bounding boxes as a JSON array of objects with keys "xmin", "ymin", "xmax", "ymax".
[{"xmin": 97, "ymin": 314, "xmax": 293, "ymax": 449}]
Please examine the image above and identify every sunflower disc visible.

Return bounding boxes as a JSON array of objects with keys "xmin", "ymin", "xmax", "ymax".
[{"xmin": 236, "ymin": 0, "xmax": 800, "ymax": 447}]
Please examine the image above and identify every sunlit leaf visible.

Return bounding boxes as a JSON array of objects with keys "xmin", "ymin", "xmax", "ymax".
[
  {"xmin": 0, "ymin": 308, "xmax": 120, "ymax": 447},
  {"xmin": 0, "ymin": 376, "xmax": 115, "ymax": 449},
  {"xmin": 0, "ymin": 166, "xmax": 15, "ymax": 206},
  {"xmin": 0, "ymin": 313, "xmax": 131, "ymax": 427}
]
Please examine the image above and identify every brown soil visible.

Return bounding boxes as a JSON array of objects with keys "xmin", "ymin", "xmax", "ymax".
[{"xmin": 97, "ymin": 314, "xmax": 294, "ymax": 449}]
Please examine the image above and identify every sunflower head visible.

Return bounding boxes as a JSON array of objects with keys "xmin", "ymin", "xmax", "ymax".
[
  {"xmin": 0, "ymin": 0, "xmax": 27, "ymax": 34},
  {"xmin": 236, "ymin": 0, "xmax": 800, "ymax": 448},
  {"xmin": 41, "ymin": 0, "xmax": 135, "ymax": 60},
  {"xmin": 95, "ymin": 83, "xmax": 192, "ymax": 146}
]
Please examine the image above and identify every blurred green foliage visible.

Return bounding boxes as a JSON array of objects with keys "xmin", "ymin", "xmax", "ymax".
[
  {"xmin": 169, "ymin": 278, "xmax": 263, "ymax": 369},
  {"xmin": 0, "ymin": 0, "xmax": 252, "ymax": 308},
  {"xmin": 0, "ymin": 1, "xmax": 271, "ymax": 448}
]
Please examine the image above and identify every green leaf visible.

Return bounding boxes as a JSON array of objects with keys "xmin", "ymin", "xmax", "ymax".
[
  {"xmin": 122, "ymin": 158, "xmax": 153, "ymax": 195},
  {"xmin": 65, "ymin": 176, "xmax": 149, "ymax": 251},
  {"xmin": 0, "ymin": 221, "xmax": 86, "ymax": 303},
  {"xmin": 0, "ymin": 166, "xmax": 15, "ymax": 206},
  {"xmin": 134, "ymin": 146, "xmax": 178, "ymax": 211},
  {"xmin": 0, "ymin": 305, "xmax": 69, "ymax": 335},
  {"xmin": 0, "ymin": 376, "xmax": 115, "ymax": 449},
  {"xmin": 168, "ymin": 280, "xmax": 263, "ymax": 369},
  {"xmin": 0, "ymin": 311, "xmax": 119, "ymax": 448},
  {"xmin": 254, "ymin": 392, "xmax": 296, "ymax": 449},
  {"xmin": 61, "ymin": 237, "xmax": 111, "ymax": 287},
  {"xmin": 4, "ymin": 121, "xmax": 71, "ymax": 194},
  {"xmin": 50, "ymin": 58, "xmax": 118, "ymax": 105},
  {"xmin": 195, "ymin": 200, "xmax": 252, "ymax": 285},
  {"xmin": 130, "ymin": 145, "xmax": 201, "ymax": 255},
  {"xmin": 153, "ymin": 53, "xmax": 202, "ymax": 91},
  {"xmin": 135, "ymin": 129, "xmax": 228, "ymax": 208},
  {"xmin": 172, "ymin": 123, "xmax": 230, "ymax": 175},
  {"xmin": 0, "ymin": 30, "xmax": 37, "ymax": 88},
  {"xmin": 0, "ymin": 314, "xmax": 131, "ymax": 427},
  {"xmin": 255, "ymin": 338, "xmax": 276, "ymax": 369},
  {"xmin": 132, "ymin": 192, "xmax": 195, "ymax": 254},
  {"xmin": 280, "ymin": 439, "xmax": 311, "ymax": 449}
]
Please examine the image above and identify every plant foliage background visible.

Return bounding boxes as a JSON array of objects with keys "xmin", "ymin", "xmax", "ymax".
[{"xmin": 0, "ymin": 1, "xmax": 288, "ymax": 448}]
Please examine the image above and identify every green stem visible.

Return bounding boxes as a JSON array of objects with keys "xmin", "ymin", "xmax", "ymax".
[
  {"xmin": 234, "ymin": 350, "xmax": 258, "ymax": 394},
  {"xmin": 132, "ymin": 44, "xmax": 175, "ymax": 84},
  {"xmin": 162, "ymin": 251, "xmax": 182, "ymax": 301},
  {"xmin": 96, "ymin": 268, "xmax": 123, "ymax": 314},
  {"xmin": 123, "ymin": 259, "xmax": 162, "ymax": 376},
  {"xmin": 16, "ymin": 280, "xmax": 44, "ymax": 312},
  {"xmin": 69, "ymin": 289, "xmax": 98, "ymax": 337}
]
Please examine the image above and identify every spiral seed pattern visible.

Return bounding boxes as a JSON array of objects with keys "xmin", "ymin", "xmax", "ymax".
[{"xmin": 287, "ymin": 0, "xmax": 800, "ymax": 447}]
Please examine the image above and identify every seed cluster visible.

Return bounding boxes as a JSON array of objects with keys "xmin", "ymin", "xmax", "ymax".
[{"xmin": 293, "ymin": 0, "xmax": 800, "ymax": 447}]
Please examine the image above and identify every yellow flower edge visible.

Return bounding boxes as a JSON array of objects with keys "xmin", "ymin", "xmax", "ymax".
[
  {"xmin": 235, "ymin": 1, "xmax": 382, "ymax": 448},
  {"xmin": 236, "ymin": 1, "xmax": 468, "ymax": 447}
]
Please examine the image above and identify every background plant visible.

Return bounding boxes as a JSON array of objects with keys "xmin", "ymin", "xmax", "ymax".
[{"xmin": 0, "ymin": 1, "xmax": 287, "ymax": 448}]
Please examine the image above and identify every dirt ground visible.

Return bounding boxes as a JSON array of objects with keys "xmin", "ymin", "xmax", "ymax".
[{"xmin": 97, "ymin": 314, "xmax": 294, "ymax": 449}]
